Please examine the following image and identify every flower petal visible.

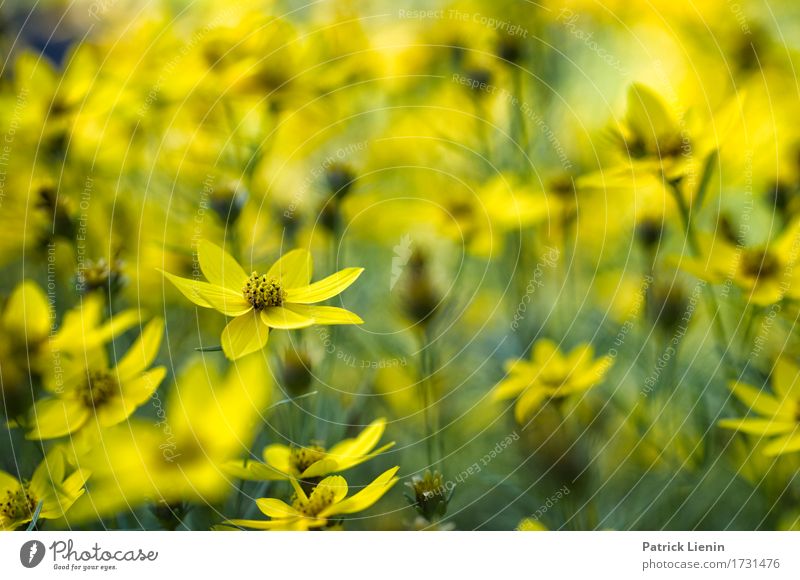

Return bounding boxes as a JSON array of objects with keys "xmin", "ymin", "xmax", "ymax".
[
  {"xmin": 284, "ymin": 304, "xmax": 363, "ymax": 325},
  {"xmin": 198, "ymin": 239, "xmax": 248, "ymax": 292},
  {"xmin": 260, "ymin": 306, "xmax": 315, "ymax": 330},
  {"xmin": 96, "ymin": 367, "xmax": 167, "ymax": 427},
  {"xmin": 26, "ymin": 398, "xmax": 90, "ymax": 440},
  {"xmin": 3, "ymin": 280, "xmax": 52, "ymax": 344},
  {"xmin": 267, "ymin": 249, "xmax": 313, "ymax": 288},
  {"xmin": 161, "ymin": 270, "xmax": 252, "ymax": 315},
  {"xmin": 114, "ymin": 318, "xmax": 164, "ymax": 381},
  {"xmin": 514, "ymin": 389, "xmax": 548, "ymax": 423},
  {"xmin": 728, "ymin": 381, "xmax": 784, "ymax": 418},
  {"xmin": 718, "ymin": 418, "xmax": 796, "ymax": 435},
  {"xmin": 327, "ymin": 418, "xmax": 386, "ymax": 462},
  {"xmin": 221, "ymin": 312, "xmax": 269, "ymax": 360},
  {"xmin": 284, "ymin": 268, "xmax": 363, "ymax": 304},
  {"xmin": 256, "ymin": 498, "xmax": 301, "ymax": 518},
  {"xmin": 328, "ymin": 467, "xmax": 399, "ymax": 516},
  {"xmin": 763, "ymin": 432, "xmax": 800, "ymax": 456}
]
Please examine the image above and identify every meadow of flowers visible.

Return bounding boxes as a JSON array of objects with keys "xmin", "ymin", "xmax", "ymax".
[{"xmin": 1, "ymin": 0, "xmax": 799, "ymax": 532}]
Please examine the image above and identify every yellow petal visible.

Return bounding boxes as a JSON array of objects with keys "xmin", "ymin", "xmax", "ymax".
[
  {"xmin": 260, "ymin": 306, "xmax": 315, "ymax": 330},
  {"xmin": 161, "ymin": 270, "xmax": 252, "ymax": 315},
  {"xmin": 285, "ymin": 304, "xmax": 363, "ymax": 325},
  {"xmin": 3, "ymin": 280, "xmax": 52, "ymax": 343},
  {"xmin": 626, "ymin": 83, "xmax": 680, "ymax": 152},
  {"xmin": 223, "ymin": 460, "xmax": 288, "ymax": 481},
  {"xmin": 114, "ymin": 318, "xmax": 164, "ymax": 381},
  {"xmin": 763, "ymin": 432, "xmax": 800, "ymax": 456},
  {"xmin": 27, "ymin": 398, "xmax": 90, "ymax": 439},
  {"xmin": 300, "ymin": 458, "xmax": 339, "ymax": 478},
  {"xmin": 198, "ymin": 239, "xmax": 248, "ymax": 292},
  {"xmin": 256, "ymin": 498, "xmax": 301, "ymax": 518},
  {"xmin": 514, "ymin": 389, "xmax": 548, "ymax": 423},
  {"xmin": 221, "ymin": 312, "xmax": 269, "ymax": 360},
  {"xmin": 718, "ymin": 418, "xmax": 796, "ymax": 435},
  {"xmin": 492, "ymin": 375, "xmax": 531, "ymax": 402},
  {"xmin": 328, "ymin": 467, "xmax": 399, "ymax": 516},
  {"xmin": 772, "ymin": 357, "xmax": 800, "ymax": 403},
  {"xmin": 327, "ymin": 418, "xmax": 386, "ymax": 462},
  {"xmin": 314, "ymin": 475, "xmax": 348, "ymax": 505},
  {"xmin": 267, "ymin": 248, "xmax": 313, "ymax": 288},
  {"xmin": 532, "ymin": 339, "xmax": 560, "ymax": 365},
  {"xmin": 728, "ymin": 381, "xmax": 784, "ymax": 418},
  {"xmin": 95, "ymin": 367, "xmax": 167, "ymax": 427},
  {"xmin": 262, "ymin": 444, "xmax": 293, "ymax": 473},
  {"xmin": 284, "ymin": 268, "xmax": 364, "ymax": 304}
]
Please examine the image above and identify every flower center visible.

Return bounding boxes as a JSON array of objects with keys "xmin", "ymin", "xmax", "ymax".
[
  {"xmin": 243, "ymin": 272, "xmax": 285, "ymax": 310},
  {"xmin": 290, "ymin": 445, "xmax": 326, "ymax": 474},
  {"xmin": 740, "ymin": 249, "xmax": 780, "ymax": 281},
  {"xmin": 0, "ymin": 483, "xmax": 37, "ymax": 523},
  {"xmin": 81, "ymin": 370, "xmax": 118, "ymax": 407},
  {"xmin": 292, "ymin": 486, "xmax": 336, "ymax": 517}
]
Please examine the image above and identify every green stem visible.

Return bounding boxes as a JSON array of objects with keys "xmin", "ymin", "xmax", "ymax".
[{"xmin": 669, "ymin": 181, "xmax": 731, "ymax": 370}]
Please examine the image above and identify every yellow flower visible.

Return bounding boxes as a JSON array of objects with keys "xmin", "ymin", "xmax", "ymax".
[
  {"xmin": 0, "ymin": 448, "xmax": 88, "ymax": 530},
  {"xmin": 161, "ymin": 240, "xmax": 364, "ymax": 360},
  {"xmin": 677, "ymin": 220, "xmax": 800, "ymax": 306},
  {"xmin": 517, "ymin": 518, "xmax": 548, "ymax": 531},
  {"xmin": 222, "ymin": 467, "xmax": 399, "ymax": 530},
  {"xmin": 492, "ymin": 339, "xmax": 612, "ymax": 423},
  {"xmin": 225, "ymin": 418, "xmax": 393, "ymax": 481},
  {"xmin": 64, "ymin": 353, "xmax": 272, "ymax": 522},
  {"xmin": 718, "ymin": 357, "xmax": 800, "ymax": 456},
  {"xmin": 26, "ymin": 318, "xmax": 166, "ymax": 439}
]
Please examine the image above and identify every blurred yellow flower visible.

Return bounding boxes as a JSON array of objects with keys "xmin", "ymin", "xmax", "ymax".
[
  {"xmin": 678, "ymin": 220, "xmax": 800, "ymax": 306},
  {"xmin": 719, "ymin": 357, "xmax": 800, "ymax": 456},
  {"xmin": 161, "ymin": 240, "xmax": 364, "ymax": 360},
  {"xmin": 65, "ymin": 353, "xmax": 272, "ymax": 521},
  {"xmin": 0, "ymin": 448, "xmax": 88, "ymax": 530},
  {"xmin": 226, "ymin": 418, "xmax": 394, "ymax": 481},
  {"xmin": 493, "ymin": 339, "xmax": 613, "ymax": 423},
  {"xmin": 222, "ymin": 467, "xmax": 399, "ymax": 530},
  {"xmin": 517, "ymin": 518, "xmax": 548, "ymax": 531},
  {"xmin": 26, "ymin": 318, "xmax": 166, "ymax": 439}
]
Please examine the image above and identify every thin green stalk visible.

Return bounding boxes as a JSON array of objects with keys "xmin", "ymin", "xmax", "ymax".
[
  {"xmin": 669, "ymin": 181, "xmax": 731, "ymax": 370},
  {"xmin": 26, "ymin": 500, "xmax": 43, "ymax": 531}
]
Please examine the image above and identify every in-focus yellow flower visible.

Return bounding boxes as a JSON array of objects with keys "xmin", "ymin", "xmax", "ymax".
[
  {"xmin": 719, "ymin": 357, "xmax": 800, "ymax": 456},
  {"xmin": 0, "ymin": 448, "xmax": 88, "ymax": 530},
  {"xmin": 678, "ymin": 220, "xmax": 800, "ymax": 306},
  {"xmin": 225, "ymin": 418, "xmax": 394, "ymax": 481},
  {"xmin": 161, "ymin": 240, "xmax": 364, "ymax": 360},
  {"xmin": 26, "ymin": 318, "xmax": 166, "ymax": 439},
  {"xmin": 222, "ymin": 467, "xmax": 399, "ymax": 530},
  {"xmin": 492, "ymin": 339, "xmax": 612, "ymax": 423}
]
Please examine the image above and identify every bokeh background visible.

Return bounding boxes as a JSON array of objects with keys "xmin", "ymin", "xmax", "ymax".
[{"xmin": 2, "ymin": 0, "xmax": 800, "ymax": 530}]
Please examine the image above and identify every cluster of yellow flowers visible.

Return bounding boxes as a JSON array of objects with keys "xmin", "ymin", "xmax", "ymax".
[{"xmin": 2, "ymin": 0, "xmax": 800, "ymax": 531}]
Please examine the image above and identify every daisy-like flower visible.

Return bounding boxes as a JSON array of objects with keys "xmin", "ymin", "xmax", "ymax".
[
  {"xmin": 719, "ymin": 357, "xmax": 800, "ymax": 456},
  {"xmin": 221, "ymin": 467, "xmax": 399, "ymax": 530},
  {"xmin": 225, "ymin": 418, "xmax": 393, "ymax": 481},
  {"xmin": 0, "ymin": 448, "xmax": 88, "ymax": 530},
  {"xmin": 26, "ymin": 318, "xmax": 166, "ymax": 439},
  {"xmin": 678, "ymin": 220, "xmax": 800, "ymax": 306},
  {"xmin": 160, "ymin": 240, "xmax": 364, "ymax": 360},
  {"xmin": 492, "ymin": 339, "xmax": 612, "ymax": 423}
]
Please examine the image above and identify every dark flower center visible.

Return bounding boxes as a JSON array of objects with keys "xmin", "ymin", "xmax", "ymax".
[
  {"xmin": 243, "ymin": 273, "xmax": 285, "ymax": 310},
  {"xmin": 740, "ymin": 249, "xmax": 781, "ymax": 281},
  {"xmin": 82, "ymin": 370, "xmax": 118, "ymax": 407},
  {"xmin": 0, "ymin": 483, "xmax": 37, "ymax": 523}
]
